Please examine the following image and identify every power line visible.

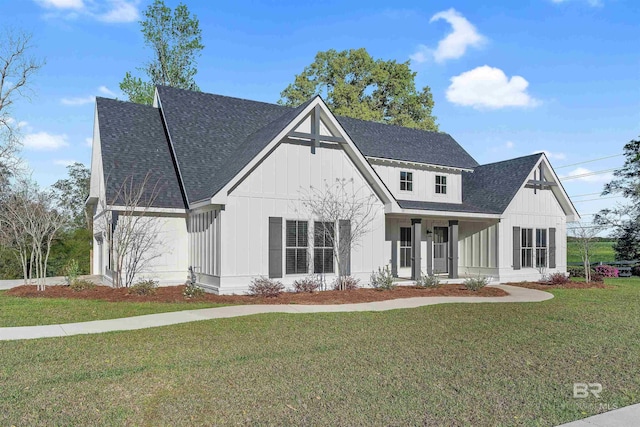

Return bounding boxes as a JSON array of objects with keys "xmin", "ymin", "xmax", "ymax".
[
  {"xmin": 573, "ymin": 196, "xmax": 623, "ymax": 203},
  {"xmin": 555, "ymin": 154, "xmax": 623, "ymax": 169},
  {"xmin": 561, "ymin": 168, "xmax": 618, "ymax": 181},
  {"xmin": 570, "ymin": 192, "xmax": 602, "ymax": 198}
]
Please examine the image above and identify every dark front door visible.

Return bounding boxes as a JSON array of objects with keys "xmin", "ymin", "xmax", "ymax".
[{"xmin": 433, "ymin": 227, "xmax": 448, "ymax": 274}]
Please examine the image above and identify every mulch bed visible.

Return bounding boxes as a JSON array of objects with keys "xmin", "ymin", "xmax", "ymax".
[
  {"xmin": 6, "ymin": 284, "xmax": 508, "ymax": 305},
  {"xmin": 506, "ymin": 281, "xmax": 608, "ymax": 290}
]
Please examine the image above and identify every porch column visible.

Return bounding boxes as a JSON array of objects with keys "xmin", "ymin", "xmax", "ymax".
[
  {"xmin": 411, "ymin": 219, "xmax": 422, "ymax": 280},
  {"xmin": 426, "ymin": 230, "xmax": 433, "ymax": 276},
  {"xmin": 448, "ymin": 220, "xmax": 459, "ymax": 279}
]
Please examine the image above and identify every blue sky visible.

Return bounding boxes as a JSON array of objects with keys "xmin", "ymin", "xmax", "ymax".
[{"xmin": 1, "ymin": 0, "xmax": 638, "ymax": 224}]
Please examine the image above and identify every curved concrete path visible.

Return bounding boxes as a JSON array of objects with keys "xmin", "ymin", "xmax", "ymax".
[{"xmin": 0, "ymin": 285, "xmax": 552, "ymax": 341}]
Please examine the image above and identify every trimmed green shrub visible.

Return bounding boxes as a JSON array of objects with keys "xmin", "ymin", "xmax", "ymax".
[
  {"xmin": 248, "ymin": 276, "xmax": 284, "ymax": 297},
  {"xmin": 293, "ymin": 276, "xmax": 321, "ymax": 293},
  {"xmin": 370, "ymin": 265, "xmax": 395, "ymax": 290},
  {"xmin": 332, "ymin": 276, "xmax": 360, "ymax": 290},
  {"xmin": 463, "ymin": 276, "xmax": 489, "ymax": 291},
  {"xmin": 69, "ymin": 278, "xmax": 96, "ymax": 291},
  {"xmin": 416, "ymin": 273, "xmax": 440, "ymax": 288},
  {"xmin": 183, "ymin": 283, "xmax": 205, "ymax": 298},
  {"xmin": 129, "ymin": 279, "xmax": 158, "ymax": 295}
]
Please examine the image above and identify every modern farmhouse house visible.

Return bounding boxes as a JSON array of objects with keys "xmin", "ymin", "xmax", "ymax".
[{"xmin": 87, "ymin": 86, "xmax": 578, "ymax": 294}]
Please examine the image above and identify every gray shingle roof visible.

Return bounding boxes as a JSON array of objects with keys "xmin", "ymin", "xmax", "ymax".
[
  {"xmin": 155, "ymin": 86, "xmax": 478, "ymax": 203},
  {"xmin": 396, "ymin": 200, "xmax": 498, "ymax": 214},
  {"xmin": 96, "ymin": 97, "xmax": 185, "ymax": 209},
  {"xmin": 461, "ymin": 153, "xmax": 543, "ymax": 214}
]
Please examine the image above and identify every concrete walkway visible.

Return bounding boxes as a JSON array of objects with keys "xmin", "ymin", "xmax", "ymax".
[
  {"xmin": 557, "ymin": 403, "xmax": 640, "ymax": 426},
  {"xmin": 0, "ymin": 284, "xmax": 552, "ymax": 341},
  {"xmin": 0, "ymin": 275, "xmax": 101, "ymax": 290}
]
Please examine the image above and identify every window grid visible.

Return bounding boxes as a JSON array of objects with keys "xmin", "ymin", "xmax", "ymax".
[
  {"xmin": 536, "ymin": 229, "xmax": 547, "ymax": 268},
  {"xmin": 314, "ymin": 222, "xmax": 334, "ymax": 274},
  {"xmin": 400, "ymin": 171, "xmax": 413, "ymax": 191},
  {"xmin": 286, "ymin": 220, "xmax": 308, "ymax": 275},
  {"xmin": 435, "ymin": 175, "xmax": 447, "ymax": 194},
  {"xmin": 400, "ymin": 227, "xmax": 412, "ymax": 268},
  {"xmin": 521, "ymin": 228, "xmax": 533, "ymax": 268}
]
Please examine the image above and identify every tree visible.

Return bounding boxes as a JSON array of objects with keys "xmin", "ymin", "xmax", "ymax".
[
  {"xmin": 279, "ymin": 48, "xmax": 438, "ymax": 131},
  {"xmin": 119, "ymin": 0, "xmax": 204, "ymax": 105},
  {"xmin": 570, "ymin": 222, "xmax": 603, "ymax": 283},
  {"xmin": 52, "ymin": 162, "xmax": 91, "ymax": 229},
  {"xmin": 97, "ymin": 172, "xmax": 165, "ymax": 288},
  {"xmin": 595, "ymin": 137, "xmax": 640, "ymax": 261},
  {"xmin": 299, "ymin": 178, "xmax": 380, "ymax": 290},
  {"xmin": 0, "ymin": 29, "xmax": 43, "ymax": 181}
]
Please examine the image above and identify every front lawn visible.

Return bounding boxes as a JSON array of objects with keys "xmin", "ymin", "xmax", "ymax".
[
  {"xmin": 1, "ymin": 278, "xmax": 639, "ymax": 425},
  {"xmin": 0, "ymin": 290, "xmax": 227, "ymax": 327}
]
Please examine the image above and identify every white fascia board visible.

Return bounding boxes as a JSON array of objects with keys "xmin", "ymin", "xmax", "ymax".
[
  {"xmin": 389, "ymin": 207, "xmax": 500, "ymax": 220},
  {"xmin": 367, "ymin": 156, "xmax": 474, "ymax": 172},
  {"xmin": 210, "ymin": 97, "xmax": 398, "ymax": 209},
  {"xmin": 108, "ymin": 205, "xmax": 187, "ymax": 215}
]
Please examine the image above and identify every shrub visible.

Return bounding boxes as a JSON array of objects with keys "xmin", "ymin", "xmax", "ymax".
[
  {"xmin": 332, "ymin": 276, "xmax": 360, "ymax": 290},
  {"xmin": 567, "ymin": 266, "xmax": 586, "ymax": 278},
  {"xmin": 129, "ymin": 279, "xmax": 158, "ymax": 295},
  {"xmin": 69, "ymin": 278, "xmax": 96, "ymax": 291},
  {"xmin": 292, "ymin": 276, "xmax": 321, "ymax": 293},
  {"xmin": 590, "ymin": 273, "xmax": 604, "ymax": 283},
  {"xmin": 633, "ymin": 266, "xmax": 640, "ymax": 277},
  {"xmin": 248, "ymin": 276, "xmax": 284, "ymax": 297},
  {"xmin": 183, "ymin": 283, "xmax": 205, "ymax": 299},
  {"xmin": 63, "ymin": 259, "xmax": 80, "ymax": 286},
  {"xmin": 370, "ymin": 265, "xmax": 395, "ymax": 290},
  {"xmin": 543, "ymin": 272, "xmax": 571, "ymax": 285},
  {"xmin": 595, "ymin": 265, "xmax": 619, "ymax": 278},
  {"xmin": 463, "ymin": 276, "xmax": 489, "ymax": 291},
  {"xmin": 416, "ymin": 273, "xmax": 440, "ymax": 288}
]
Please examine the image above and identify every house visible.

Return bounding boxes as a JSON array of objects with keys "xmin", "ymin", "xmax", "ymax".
[{"xmin": 87, "ymin": 86, "xmax": 579, "ymax": 293}]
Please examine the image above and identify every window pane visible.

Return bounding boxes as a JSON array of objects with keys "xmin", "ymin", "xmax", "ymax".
[
  {"xmin": 297, "ymin": 221, "xmax": 308, "ymax": 247},
  {"xmin": 296, "ymin": 249, "xmax": 307, "ymax": 274},
  {"xmin": 407, "ymin": 182, "xmax": 413, "ymax": 191},
  {"xmin": 442, "ymin": 176, "xmax": 447, "ymax": 185},
  {"xmin": 407, "ymin": 172, "xmax": 412, "ymax": 181},
  {"xmin": 324, "ymin": 248, "xmax": 334, "ymax": 273},
  {"xmin": 286, "ymin": 221, "xmax": 297, "ymax": 247},
  {"xmin": 286, "ymin": 248, "xmax": 296, "ymax": 274},
  {"xmin": 314, "ymin": 222, "xmax": 323, "ymax": 247},
  {"xmin": 436, "ymin": 175, "xmax": 441, "ymax": 184}
]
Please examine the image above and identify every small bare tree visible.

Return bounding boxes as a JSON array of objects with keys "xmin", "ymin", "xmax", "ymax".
[
  {"xmin": 97, "ymin": 172, "xmax": 166, "ymax": 288},
  {"xmin": 0, "ymin": 29, "xmax": 44, "ymax": 181},
  {"xmin": 0, "ymin": 177, "xmax": 67, "ymax": 290},
  {"xmin": 570, "ymin": 222, "xmax": 603, "ymax": 283},
  {"xmin": 299, "ymin": 178, "xmax": 380, "ymax": 290}
]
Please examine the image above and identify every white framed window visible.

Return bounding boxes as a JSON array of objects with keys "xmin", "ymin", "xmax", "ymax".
[
  {"xmin": 286, "ymin": 220, "xmax": 308, "ymax": 274},
  {"xmin": 314, "ymin": 221, "xmax": 334, "ymax": 274},
  {"xmin": 435, "ymin": 175, "xmax": 447, "ymax": 194},
  {"xmin": 400, "ymin": 227, "xmax": 412, "ymax": 268},
  {"xmin": 521, "ymin": 228, "xmax": 533, "ymax": 268},
  {"xmin": 536, "ymin": 229, "xmax": 547, "ymax": 268},
  {"xmin": 400, "ymin": 171, "xmax": 413, "ymax": 191}
]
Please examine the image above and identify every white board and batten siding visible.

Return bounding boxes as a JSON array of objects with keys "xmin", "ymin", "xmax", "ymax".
[
  {"xmin": 498, "ymin": 168, "xmax": 567, "ymax": 282},
  {"xmin": 371, "ymin": 162, "xmax": 462, "ymax": 204},
  {"xmin": 219, "ymin": 139, "xmax": 386, "ymax": 294},
  {"xmin": 188, "ymin": 209, "xmax": 221, "ymax": 288},
  {"xmin": 458, "ymin": 221, "xmax": 500, "ymax": 278}
]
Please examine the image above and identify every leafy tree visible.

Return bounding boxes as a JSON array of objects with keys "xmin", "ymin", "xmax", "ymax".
[
  {"xmin": 279, "ymin": 48, "xmax": 438, "ymax": 131},
  {"xmin": 595, "ymin": 137, "xmax": 640, "ymax": 260},
  {"xmin": 119, "ymin": 0, "xmax": 204, "ymax": 105},
  {"xmin": 52, "ymin": 162, "xmax": 91, "ymax": 229}
]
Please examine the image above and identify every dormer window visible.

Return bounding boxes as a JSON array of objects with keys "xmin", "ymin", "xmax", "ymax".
[
  {"xmin": 400, "ymin": 171, "xmax": 413, "ymax": 191},
  {"xmin": 435, "ymin": 175, "xmax": 447, "ymax": 194}
]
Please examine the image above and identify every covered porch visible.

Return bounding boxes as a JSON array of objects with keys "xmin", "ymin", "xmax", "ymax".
[{"xmin": 385, "ymin": 214, "xmax": 501, "ymax": 281}]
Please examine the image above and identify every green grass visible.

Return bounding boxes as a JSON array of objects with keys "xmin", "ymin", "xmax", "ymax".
[
  {"xmin": 567, "ymin": 240, "xmax": 616, "ymax": 264},
  {"xmin": 0, "ymin": 291, "xmax": 227, "ymax": 327},
  {"xmin": 2, "ymin": 278, "xmax": 640, "ymax": 425}
]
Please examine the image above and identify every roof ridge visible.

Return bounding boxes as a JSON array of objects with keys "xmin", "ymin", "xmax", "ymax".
[
  {"xmin": 476, "ymin": 152, "xmax": 543, "ymax": 168},
  {"xmin": 155, "ymin": 85, "xmax": 294, "ymax": 110}
]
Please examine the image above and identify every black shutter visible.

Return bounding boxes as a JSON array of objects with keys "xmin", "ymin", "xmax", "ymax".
[
  {"xmin": 339, "ymin": 220, "xmax": 351, "ymax": 276},
  {"xmin": 549, "ymin": 228, "xmax": 556, "ymax": 269},
  {"xmin": 269, "ymin": 217, "xmax": 282, "ymax": 278},
  {"xmin": 513, "ymin": 226, "xmax": 521, "ymax": 270}
]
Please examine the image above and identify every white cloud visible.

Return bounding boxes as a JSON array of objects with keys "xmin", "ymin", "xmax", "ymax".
[
  {"xmin": 97, "ymin": 0, "xmax": 139, "ymax": 23},
  {"xmin": 23, "ymin": 132, "xmax": 70, "ymax": 151},
  {"xmin": 561, "ymin": 167, "xmax": 613, "ymax": 183},
  {"xmin": 98, "ymin": 85, "xmax": 117, "ymax": 97},
  {"xmin": 551, "ymin": 0, "xmax": 603, "ymax": 7},
  {"xmin": 533, "ymin": 150, "xmax": 566, "ymax": 160},
  {"xmin": 411, "ymin": 8, "xmax": 486, "ymax": 64},
  {"xmin": 505, "ymin": 141, "xmax": 515, "ymax": 149},
  {"xmin": 54, "ymin": 159, "xmax": 77, "ymax": 167},
  {"xmin": 61, "ymin": 95, "xmax": 95, "ymax": 106},
  {"xmin": 85, "ymin": 137, "xmax": 93, "ymax": 147},
  {"xmin": 35, "ymin": 0, "xmax": 84, "ymax": 9},
  {"xmin": 33, "ymin": 0, "xmax": 139, "ymax": 23},
  {"xmin": 446, "ymin": 65, "xmax": 540, "ymax": 109}
]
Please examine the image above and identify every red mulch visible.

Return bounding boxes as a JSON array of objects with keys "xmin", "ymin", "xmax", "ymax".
[
  {"xmin": 506, "ymin": 281, "xmax": 608, "ymax": 290},
  {"xmin": 6, "ymin": 284, "xmax": 508, "ymax": 305}
]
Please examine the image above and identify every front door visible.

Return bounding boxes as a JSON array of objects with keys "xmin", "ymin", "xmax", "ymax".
[{"xmin": 433, "ymin": 227, "xmax": 448, "ymax": 274}]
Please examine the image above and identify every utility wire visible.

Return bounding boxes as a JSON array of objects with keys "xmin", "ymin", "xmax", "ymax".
[
  {"xmin": 560, "ymin": 168, "xmax": 618, "ymax": 181},
  {"xmin": 570, "ymin": 192, "xmax": 602, "ymax": 198},
  {"xmin": 555, "ymin": 154, "xmax": 623, "ymax": 169},
  {"xmin": 573, "ymin": 196, "xmax": 623, "ymax": 203}
]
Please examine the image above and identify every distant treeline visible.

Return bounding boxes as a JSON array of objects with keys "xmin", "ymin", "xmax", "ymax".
[{"xmin": 567, "ymin": 236, "xmax": 614, "ymax": 242}]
